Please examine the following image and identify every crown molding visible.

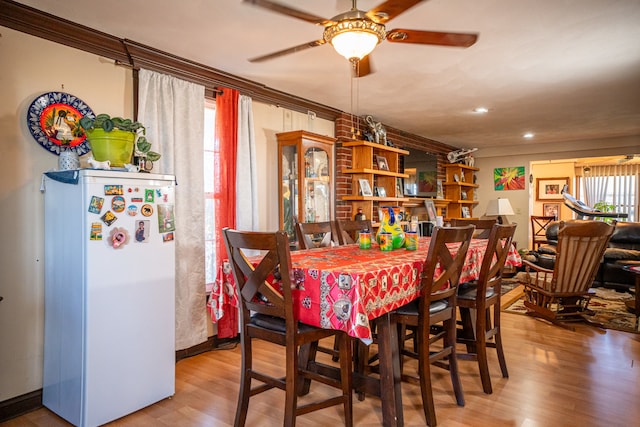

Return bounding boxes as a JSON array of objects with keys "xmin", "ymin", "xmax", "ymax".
[{"xmin": 0, "ymin": 0, "xmax": 341, "ymax": 121}]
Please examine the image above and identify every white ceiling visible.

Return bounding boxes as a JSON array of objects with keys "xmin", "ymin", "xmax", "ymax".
[{"xmin": 15, "ymin": 0, "xmax": 640, "ymax": 155}]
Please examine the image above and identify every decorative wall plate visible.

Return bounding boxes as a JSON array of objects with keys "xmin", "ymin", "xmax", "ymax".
[{"xmin": 27, "ymin": 91, "xmax": 95, "ymax": 156}]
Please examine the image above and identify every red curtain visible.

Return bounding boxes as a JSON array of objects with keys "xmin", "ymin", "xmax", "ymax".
[{"xmin": 214, "ymin": 87, "xmax": 239, "ymax": 338}]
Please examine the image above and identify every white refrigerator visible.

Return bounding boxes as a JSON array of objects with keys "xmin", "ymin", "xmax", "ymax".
[{"xmin": 42, "ymin": 170, "xmax": 176, "ymax": 427}]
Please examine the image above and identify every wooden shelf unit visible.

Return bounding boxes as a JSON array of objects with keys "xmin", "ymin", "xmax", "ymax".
[
  {"xmin": 341, "ymin": 140, "xmax": 409, "ymax": 222},
  {"xmin": 404, "ymin": 197, "xmax": 451, "ymax": 219},
  {"xmin": 442, "ymin": 163, "xmax": 479, "ymax": 220}
]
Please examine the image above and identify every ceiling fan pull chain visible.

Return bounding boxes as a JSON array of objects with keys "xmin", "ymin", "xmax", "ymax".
[{"xmin": 350, "ymin": 70, "xmax": 355, "ymax": 139}]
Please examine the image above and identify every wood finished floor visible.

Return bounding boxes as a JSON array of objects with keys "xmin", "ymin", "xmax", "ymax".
[{"xmin": 5, "ymin": 311, "xmax": 640, "ymax": 427}]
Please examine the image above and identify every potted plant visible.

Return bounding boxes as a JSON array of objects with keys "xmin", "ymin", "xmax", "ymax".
[
  {"xmin": 593, "ymin": 200, "xmax": 616, "ymax": 224},
  {"xmin": 79, "ymin": 114, "xmax": 161, "ymax": 168}
]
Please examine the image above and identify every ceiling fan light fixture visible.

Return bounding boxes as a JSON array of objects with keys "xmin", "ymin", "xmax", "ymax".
[{"xmin": 324, "ymin": 19, "xmax": 385, "ymax": 61}]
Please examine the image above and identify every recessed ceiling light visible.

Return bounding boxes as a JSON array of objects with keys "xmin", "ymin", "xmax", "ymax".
[
  {"xmin": 523, "ymin": 132, "xmax": 534, "ymax": 139},
  {"xmin": 473, "ymin": 107, "xmax": 488, "ymax": 113}
]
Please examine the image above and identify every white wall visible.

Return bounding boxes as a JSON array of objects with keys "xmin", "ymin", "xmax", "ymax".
[
  {"xmin": 0, "ymin": 27, "xmax": 335, "ymax": 402},
  {"xmin": 252, "ymin": 103, "xmax": 335, "ymax": 232},
  {"xmin": 473, "ymin": 157, "xmax": 531, "ymax": 249},
  {"xmin": 0, "ymin": 27, "xmax": 134, "ymax": 402}
]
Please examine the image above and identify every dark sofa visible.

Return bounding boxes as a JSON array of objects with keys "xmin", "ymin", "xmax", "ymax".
[{"xmin": 537, "ymin": 220, "xmax": 640, "ymax": 291}]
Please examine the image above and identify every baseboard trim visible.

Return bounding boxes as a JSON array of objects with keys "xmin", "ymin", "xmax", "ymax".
[
  {"xmin": 0, "ymin": 389, "xmax": 43, "ymax": 423},
  {"xmin": 175, "ymin": 335, "xmax": 239, "ymax": 361},
  {"xmin": 175, "ymin": 336, "xmax": 216, "ymax": 361}
]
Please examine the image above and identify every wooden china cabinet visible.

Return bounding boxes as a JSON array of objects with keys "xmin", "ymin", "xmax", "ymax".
[{"xmin": 277, "ymin": 130, "xmax": 336, "ymax": 242}]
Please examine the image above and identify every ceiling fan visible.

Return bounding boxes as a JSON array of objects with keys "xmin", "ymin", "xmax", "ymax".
[{"xmin": 244, "ymin": 0, "xmax": 479, "ymax": 77}]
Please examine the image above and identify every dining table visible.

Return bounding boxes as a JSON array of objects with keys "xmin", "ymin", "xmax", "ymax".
[{"xmin": 210, "ymin": 236, "xmax": 521, "ymax": 426}]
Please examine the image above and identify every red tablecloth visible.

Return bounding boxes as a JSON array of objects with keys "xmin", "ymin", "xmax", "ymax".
[{"xmin": 209, "ymin": 237, "xmax": 521, "ymax": 341}]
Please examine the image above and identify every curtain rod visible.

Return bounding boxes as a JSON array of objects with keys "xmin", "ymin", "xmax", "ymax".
[{"xmin": 113, "ymin": 59, "xmax": 224, "ymax": 97}]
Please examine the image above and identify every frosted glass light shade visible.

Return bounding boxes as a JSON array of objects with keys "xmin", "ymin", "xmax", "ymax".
[
  {"xmin": 331, "ymin": 31, "xmax": 379, "ymax": 60},
  {"xmin": 323, "ymin": 18, "xmax": 385, "ymax": 61}
]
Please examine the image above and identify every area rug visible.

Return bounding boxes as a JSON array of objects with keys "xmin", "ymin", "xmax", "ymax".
[
  {"xmin": 502, "ymin": 286, "xmax": 639, "ymax": 334},
  {"xmin": 500, "ymin": 277, "xmax": 520, "ymax": 295}
]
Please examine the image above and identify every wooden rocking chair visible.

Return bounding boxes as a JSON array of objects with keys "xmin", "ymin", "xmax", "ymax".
[{"xmin": 520, "ymin": 220, "xmax": 614, "ymax": 328}]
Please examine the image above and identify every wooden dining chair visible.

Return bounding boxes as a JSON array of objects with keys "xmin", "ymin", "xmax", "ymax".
[
  {"xmin": 296, "ymin": 220, "xmax": 338, "ymax": 249},
  {"xmin": 521, "ymin": 220, "xmax": 614, "ymax": 328},
  {"xmin": 222, "ymin": 228, "xmax": 353, "ymax": 427},
  {"xmin": 456, "ymin": 223, "xmax": 517, "ymax": 394},
  {"xmin": 530, "ymin": 215, "xmax": 556, "ymax": 250},
  {"xmin": 295, "ymin": 220, "xmax": 343, "ymax": 360},
  {"xmin": 335, "ymin": 218, "xmax": 374, "ymax": 245},
  {"xmin": 393, "ymin": 224, "xmax": 475, "ymax": 427},
  {"xmin": 303, "ymin": 218, "xmax": 373, "ymax": 362},
  {"xmin": 451, "ymin": 218, "xmax": 497, "ymax": 239}
]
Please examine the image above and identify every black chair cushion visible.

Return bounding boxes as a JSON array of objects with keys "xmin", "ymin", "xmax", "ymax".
[
  {"xmin": 250, "ymin": 314, "xmax": 318, "ymax": 333},
  {"xmin": 457, "ymin": 283, "xmax": 496, "ymax": 300},
  {"xmin": 394, "ymin": 299, "xmax": 448, "ymax": 316}
]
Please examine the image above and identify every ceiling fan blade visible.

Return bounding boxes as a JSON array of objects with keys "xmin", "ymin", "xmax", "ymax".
[
  {"xmin": 248, "ymin": 39, "xmax": 327, "ymax": 63},
  {"xmin": 243, "ymin": 0, "xmax": 334, "ymax": 26},
  {"xmin": 366, "ymin": 0, "xmax": 426, "ymax": 24},
  {"xmin": 353, "ymin": 55, "xmax": 374, "ymax": 78},
  {"xmin": 386, "ymin": 29, "xmax": 478, "ymax": 47}
]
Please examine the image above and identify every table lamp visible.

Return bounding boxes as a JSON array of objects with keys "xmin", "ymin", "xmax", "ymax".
[{"xmin": 486, "ymin": 198, "xmax": 515, "ymax": 224}]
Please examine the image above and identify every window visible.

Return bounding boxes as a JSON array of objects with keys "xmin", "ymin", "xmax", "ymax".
[
  {"xmin": 579, "ymin": 164, "xmax": 638, "ymax": 221},
  {"xmin": 204, "ymin": 100, "xmax": 216, "ymax": 290}
]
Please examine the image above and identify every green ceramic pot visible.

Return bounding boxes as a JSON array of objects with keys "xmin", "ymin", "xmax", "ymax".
[{"xmin": 86, "ymin": 128, "xmax": 135, "ymax": 167}]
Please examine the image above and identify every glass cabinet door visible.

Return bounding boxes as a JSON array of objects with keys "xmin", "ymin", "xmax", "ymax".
[
  {"xmin": 281, "ymin": 144, "xmax": 298, "ymax": 240},
  {"xmin": 303, "ymin": 147, "xmax": 330, "ymax": 223}
]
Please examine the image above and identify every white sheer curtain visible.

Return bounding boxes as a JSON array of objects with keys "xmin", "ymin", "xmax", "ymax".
[
  {"xmin": 583, "ymin": 163, "xmax": 639, "ymax": 221},
  {"xmin": 236, "ymin": 94, "xmax": 258, "ymax": 230},
  {"xmin": 137, "ymin": 69, "xmax": 208, "ymax": 350}
]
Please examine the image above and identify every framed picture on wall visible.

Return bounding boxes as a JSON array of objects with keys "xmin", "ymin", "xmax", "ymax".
[
  {"xmin": 536, "ymin": 177, "xmax": 569, "ymax": 200},
  {"xmin": 543, "ymin": 203, "xmax": 560, "ymax": 219},
  {"xmin": 494, "ymin": 166, "xmax": 526, "ymax": 191},
  {"xmin": 417, "ymin": 170, "xmax": 437, "ymax": 196}
]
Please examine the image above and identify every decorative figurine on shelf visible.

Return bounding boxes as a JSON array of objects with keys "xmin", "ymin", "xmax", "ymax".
[
  {"xmin": 376, "ymin": 206, "xmax": 405, "ymax": 249},
  {"xmin": 354, "ymin": 207, "xmax": 366, "ymax": 221},
  {"xmin": 88, "ymin": 156, "xmax": 111, "ymax": 170},
  {"xmin": 365, "ymin": 115, "xmax": 388, "ymax": 146},
  {"xmin": 446, "ymin": 147, "xmax": 478, "ymax": 163},
  {"xmin": 124, "ymin": 163, "xmax": 140, "ymax": 173},
  {"xmin": 362, "ymin": 130, "xmax": 375, "ymax": 143}
]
